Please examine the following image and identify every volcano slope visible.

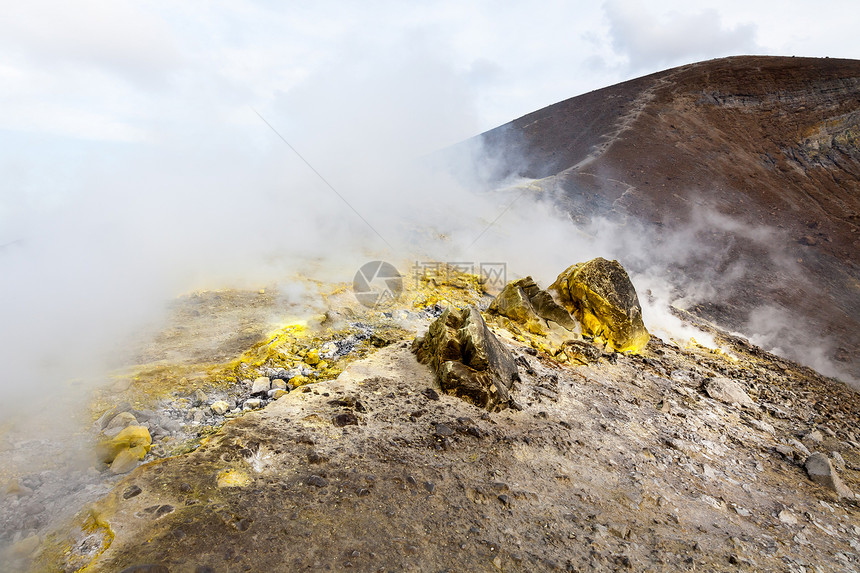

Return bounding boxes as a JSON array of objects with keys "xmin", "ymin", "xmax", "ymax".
[
  {"xmin": 478, "ymin": 56, "xmax": 860, "ymax": 383},
  {"xmin": 24, "ymin": 266, "xmax": 860, "ymax": 573}
]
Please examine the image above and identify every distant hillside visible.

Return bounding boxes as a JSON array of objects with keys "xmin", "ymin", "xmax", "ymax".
[{"xmin": 479, "ymin": 56, "xmax": 860, "ymax": 382}]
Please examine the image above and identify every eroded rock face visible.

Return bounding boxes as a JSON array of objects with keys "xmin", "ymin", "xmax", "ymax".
[
  {"xmin": 488, "ymin": 276, "xmax": 578, "ymax": 335},
  {"xmin": 549, "ymin": 257, "xmax": 650, "ymax": 352},
  {"xmin": 413, "ymin": 306, "xmax": 518, "ymax": 411}
]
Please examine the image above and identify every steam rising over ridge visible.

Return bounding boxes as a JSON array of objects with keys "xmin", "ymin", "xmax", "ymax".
[{"xmin": 2, "ymin": 53, "xmax": 858, "ymax": 438}]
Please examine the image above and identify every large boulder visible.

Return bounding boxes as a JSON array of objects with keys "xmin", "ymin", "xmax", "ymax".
[
  {"xmin": 488, "ymin": 277, "xmax": 578, "ymax": 336},
  {"xmin": 703, "ymin": 377, "xmax": 755, "ymax": 407},
  {"xmin": 549, "ymin": 258, "xmax": 650, "ymax": 352},
  {"xmin": 96, "ymin": 425, "xmax": 152, "ymax": 466},
  {"xmin": 413, "ymin": 306, "xmax": 518, "ymax": 412},
  {"xmin": 805, "ymin": 452, "xmax": 855, "ymax": 498}
]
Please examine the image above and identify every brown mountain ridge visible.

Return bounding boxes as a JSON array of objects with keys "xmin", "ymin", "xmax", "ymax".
[{"xmin": 479, "ymin": 55, "xmax": 860, "ymax": 383}]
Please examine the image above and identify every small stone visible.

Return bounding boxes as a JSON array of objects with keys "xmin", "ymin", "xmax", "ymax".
[
  {"xmin": 179, "ymin": 482, "xmax": 193, "ymax": 493},
  {"xmin": 194, "ymin": 389, "xmax": 208, "ymax": 406},
  {"xmin": 788, "ymin": 438, "xmax": 811, "ymax": 458},
  {"xmin": 153, "ymin": 504, "xmax": 175, "ymax": 519},
  {"xmin": 333, "ymin": 412, "xmax": 359, "ymax": 427},
  {"xmin": 703, "ymin": 377, "xmax": 755, "ymax": 407},
  {"xmin": 243, "ymin": 398, "xmax": 262, "ymax": 410},
  {"xmin": 251, "ymin": 377, "xmax": 271, "ymax": 395},
  {"xmin": 305, "ymin": 350, "xmax": 320, "ymax": 366},
  {"xmin": 271, "ymin": 389, "xmax": 288, "ymax": 400},
  {"xmin": 272, "ymin": 379, "xmax": 287, "ymax": 390},
  {"xmin": 424, "ymin": 481, "xmax": 435, "ymax": 493},
  {"xmin": 775, "ymin": 444, "xmax": 795, "ymax": 459},
  {"xmin": 110, "ymin": 445, "xmax": 147, "ymax": 474},
  {"xmin": 104, "ymin": 412, "xmax": 139, "ymax": 434},
  {"xmin": 734, "ymin": 507, "xmax": 751, "ymax": 517},
  {"xmin": 433, "ymin": 423, "xmax": 455, "ymax": 437},
  {"xmin": 23, "ymin": 502, "xmax": 46, "ymax": 515},
  {"xmin": 97, "ymin": 426, "xmax": 151, "ymax": 464},
  {"xmin": 498, "ymin": 494, "xmax": 510, "ymax": 505},
  {"xmin": 5, "ymin": 479, "xmax": 33, "ymax": 497},
  {"xmin": 422, "ymin": 388, "xmax": 440, "ymax": 401},
  {"xmin": 210, "ymin": 401, "xmax": 230, "ymax": 415},
  {"xmin": 831, "ymin": 451, "xmax": 846, "ymax": 472},
  {"xmin": 307, "ymin": 475, "xmax": 328, "ymax": 488},
  {"xmin": 319, "ymin": 342, "xmax": 338, "ymax": 359},
  {"xmin": 778, "ymin": 509, "xmax": 798, "ymax": 525},
  {"xmin": 289, "ymin": 375, "xmax": 310, "ymax": 388},
  {"xmin": 803, "ymin": 430, "xmax": 824, "ymax": 444},
  {"xmin": 793, "ymin": 532, "xmax": 809, "ymax": 545},
  {"xmin": 123, "ymin": 485, "xmax": 142, "ymax": 499},
  {"xmin": 805, "ymin": 452, "xmax": 854, "ymax": 498},
  {"xmin": 747, "ymin": 417, "xmax": 775, "ymax": 434}
]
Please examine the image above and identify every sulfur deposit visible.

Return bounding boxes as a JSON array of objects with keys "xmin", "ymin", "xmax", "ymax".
[{"xmin": 549, "ymin": 257, "xmax": 650, "ymax": 353}]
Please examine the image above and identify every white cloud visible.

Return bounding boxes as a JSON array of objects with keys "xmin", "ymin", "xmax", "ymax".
[
  {"xmin": 0, "ymin": 0, "xmax": 179, "ymax": 82},
  {"xmin": 604, "ymin": 0, "xmax": 761, "ymax": 72}
]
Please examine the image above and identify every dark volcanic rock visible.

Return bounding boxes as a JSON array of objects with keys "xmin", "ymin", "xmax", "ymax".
[
  {"xmin": 549, "ymin": 258, "xmax": 650, "ymax": 353},
  {"xmin": 559, "ymin": 339, "xmax": 603, "ymax": 365},
  {"xmin": 488, "ymin": 276, "xmax": 578, "ymax": 335},
  {"xmin": 413, "ymin": 306, "xmax": 518, "ymax": 411}
]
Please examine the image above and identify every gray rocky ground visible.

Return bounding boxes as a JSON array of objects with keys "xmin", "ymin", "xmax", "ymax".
[{"xmin": 3, "ymin": 269, "xmax": 860, "ymax": 572}]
